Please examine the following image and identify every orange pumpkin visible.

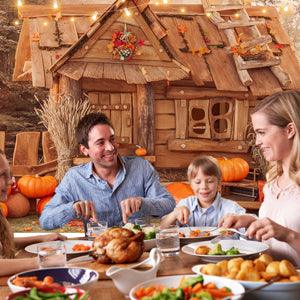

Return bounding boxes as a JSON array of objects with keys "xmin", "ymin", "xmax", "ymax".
[
  {"xmin": 166, "ymin": 182, "xmax": 194, "ymax": 204},
  {"xmin": 36, "ymin": 195, "xmax": 52, "ymax": 215},
  {"xmin": 6, "ymin": 193, "xmax": 30, "ymax": 218},
  {"xmin": 135, "ymin": 147, "xmax": 147, "ymax": 156},
  {"xmin": 0, "ymin": 202, "xmax": 8, "ymax": 217},
  {"xmin": 217, "ymin": 157, "xmax": 249, "ymax": 182},
  {"xmin": 18, "ymin": 175, "xmax": 58, "ymax": 198}
]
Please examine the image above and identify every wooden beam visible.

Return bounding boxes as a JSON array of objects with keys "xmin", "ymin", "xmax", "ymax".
[
  {"xmin": 237, "ymin": 57, "xmax": 281, "ymax": 70},
  {"xmin": 81, "ymin": 78, "xmax": 136, "ymax": 92},
  {"xmin": 12, "ymin": 160, "xmax": 58, "ymax": 177},
  {"xmin": 168, "ymin": 139, "xmax": 249, "ymax": 153},
  {"xmin": 167, "ymin": 86, "xmax": 251, "ymax": 100},
  {"xmin": 217, "ymin": 20, "xmax": 265, "ymax": 30},
  {"xmin": 58, "ymin": 75, "xmax": 82, "ymax": 100},
  {"xmin": 136, "ymin": 84, "xmax": 155, "ymax": 155}
]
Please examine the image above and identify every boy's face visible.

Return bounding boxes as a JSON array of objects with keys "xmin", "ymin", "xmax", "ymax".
[
  {"xmin": 0, "ymin": 154, "xmax": 11, "ymax": 201},
  {"xmin": 190, "ymin": 168, "xmax": 219, "ymax": 206}
]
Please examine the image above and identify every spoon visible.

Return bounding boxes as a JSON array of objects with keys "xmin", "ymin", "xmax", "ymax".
[{"xmin": 222, "ymin": 276, "xmax": 281, "ymax": 300}]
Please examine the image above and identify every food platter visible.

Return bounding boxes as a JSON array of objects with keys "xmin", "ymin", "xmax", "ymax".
[
  {"xmin": 25, "ymin": 240, "xmax": 93, "ymax": 255},
  {"xmin": 182, "ymin": 239, "xmax": 269, "ymax": 262}
]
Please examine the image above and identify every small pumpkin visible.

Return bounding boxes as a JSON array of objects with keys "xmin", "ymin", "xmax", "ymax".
[
  {"xmin": 18, "ymin": 175, "xmax": 58, "ymax": 198},
  {"xmin": 217, "ymin": 157, "xmax": 249, "ymax": 182},
  {"xmin": 0, "ymin": 202, "xmax": 8, "ymax": 217},
  {"xmin": 6, "ymin": 193, "xmax": 30, "ymax": 218},
  {"xmin": 135, "ymin": 146, "xmax": 147, "ymax": 156},
  {"xmin": 166, "ymin": 182, "xmax": 194, "ymax": 204},
  {"xmin": 36, "ymin": 195, "xmax": 52, "ymax": 215}
]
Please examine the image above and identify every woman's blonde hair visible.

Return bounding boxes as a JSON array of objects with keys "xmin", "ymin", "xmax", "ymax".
[
  {"xmin": 0, "ymin": 151, "xmax": 15, "ymax": 258},
  {"xmin": 187, "ymin": 155, "xmax": 221, "ymax": 182},
  {"xmin": 251, "ymin": 90, "xmax": 300, "ymax": 185}
]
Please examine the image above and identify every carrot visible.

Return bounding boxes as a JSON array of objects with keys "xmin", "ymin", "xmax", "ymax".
[
  {"xmin": 191, "ymin": 283, "xmax": 202, "ymax": 293},
  {"xmin": 205, "ymin": 282, "xmax": 216, "ymax": 289},
  {"xmin": 204, "ymin": 288, "xmax": 232, "ymax": 297}
]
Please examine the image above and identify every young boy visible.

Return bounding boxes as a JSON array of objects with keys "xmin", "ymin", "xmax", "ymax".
[{"xmin": 161, "ymin": 156, "xmax": 245, "ymax": 227}]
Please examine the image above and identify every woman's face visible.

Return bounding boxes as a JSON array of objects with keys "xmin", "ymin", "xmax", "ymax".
[
  {"xmin": 190, "ymin": 167, "xmax": 219, "ymax": 207},
  {"xmin": 0, "ymin": 154, "xmax": 11, "ymax": 201},
  {"xmin": 251, "ymin": 112, "xmax": 293, "ymax": 162}
]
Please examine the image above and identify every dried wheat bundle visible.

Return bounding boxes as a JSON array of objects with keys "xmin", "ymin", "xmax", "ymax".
[{"xmin": 35, "ymin": 95, "xmax": 91, "ymax": 181}]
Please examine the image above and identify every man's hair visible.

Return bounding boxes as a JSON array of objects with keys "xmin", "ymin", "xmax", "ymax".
[{"xmin": 76, "ymin": 113, "xmax": 114, "ymax": 148}]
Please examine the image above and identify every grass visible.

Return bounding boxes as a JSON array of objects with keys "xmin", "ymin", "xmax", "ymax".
[{"xmin": 8, "ymin": 214, "xmax": 84, "ymax": 233}]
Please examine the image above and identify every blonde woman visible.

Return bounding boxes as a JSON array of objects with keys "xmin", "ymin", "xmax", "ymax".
[
  {"xmin": 0, "ymin": 150, "xmax": 65, "ymax": 276},
  {"xmin": 219, "ymin": 90, "xmax": 300, "ymax": 266}
]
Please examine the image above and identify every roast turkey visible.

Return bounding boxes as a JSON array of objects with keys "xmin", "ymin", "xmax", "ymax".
[{"xmin": 91, "ymin": 227, "xmax": 144, "ymax": 264}]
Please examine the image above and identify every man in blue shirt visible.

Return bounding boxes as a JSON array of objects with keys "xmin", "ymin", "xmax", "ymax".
[{"xmin": 39, "ymin": 113, "xmax": 175, "ymax": 229}]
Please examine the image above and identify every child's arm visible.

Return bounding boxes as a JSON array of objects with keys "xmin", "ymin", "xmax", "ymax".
[
  {"xmin": 161, "ymin": 206, "xmax": 190, "ymax": 227},
  {"xmin": 0, "ymin": 257, "xmax": 39, "ymax": 276},
  {"xmin": 14, "ymin": 233, "xmax": 66, "ymax": 249}
]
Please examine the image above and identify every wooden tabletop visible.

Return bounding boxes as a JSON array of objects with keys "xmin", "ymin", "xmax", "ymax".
[{"xmin": 0, "ymin": 251, "xmax": 201, "ymax": 299}]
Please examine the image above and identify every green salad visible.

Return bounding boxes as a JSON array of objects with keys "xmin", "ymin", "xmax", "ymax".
[
  {"xmin": 123, "ymin": 223, "xmax": 157, "ymax": 240},
  {"xmin": 208, "ymin": 243, "xmax": 240, "ymax": 256}
]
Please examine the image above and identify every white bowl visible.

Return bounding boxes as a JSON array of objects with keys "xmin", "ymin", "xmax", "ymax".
[
  {"xmin": 193, "ymin": 264, "xmax": 300, "ymax": 300},
  {"xmin": 106, "ymin": 248, "xmax": 161, "ymax": 295},
  {"xmin": 7, "ymin": 267, "xmax": 99, "ymax": 293},
  {"xmin": 129, "ymin": 274, "xmax": 245, "ymax": 300},
  {"xmin": 144, "ymin": 239, "xmax": 156, "ymax": 251}
]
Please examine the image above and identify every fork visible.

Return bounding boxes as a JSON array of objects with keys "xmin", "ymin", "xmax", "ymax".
[{"xmin": 210, "ymin": 228, "xmax": 248, "ymax": 244}]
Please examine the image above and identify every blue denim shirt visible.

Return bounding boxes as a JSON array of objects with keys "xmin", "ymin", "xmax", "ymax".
[
  {"xmin": 39, "ymin": 156, "xmax": 175, "ymax": 229},
  {"xmin": 176, "ymin": 193, "xmax": 246, "ymax": 227}
]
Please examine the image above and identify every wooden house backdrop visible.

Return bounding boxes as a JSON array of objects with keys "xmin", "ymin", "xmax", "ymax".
[{"xmin": 13, "ymin": 0, "xmax": 300, "ymax": 169}]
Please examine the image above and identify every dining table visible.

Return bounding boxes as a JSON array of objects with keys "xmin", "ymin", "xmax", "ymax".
[{"xmin": 0, "ymin": 243, "xmax": 202, "ymax": 300}]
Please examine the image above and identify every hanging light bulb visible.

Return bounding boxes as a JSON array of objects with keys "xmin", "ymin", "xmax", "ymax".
[
  {"xmin": 17, "ymin": 0, "xmax": 22, "ymax": 7},
  {"xmin": 53, "ymin": 0, "xmax": 59, "ymax": 10},
  {"xmin": 124, "ymin": 7, "xmax": 131, "ymax": 16}
]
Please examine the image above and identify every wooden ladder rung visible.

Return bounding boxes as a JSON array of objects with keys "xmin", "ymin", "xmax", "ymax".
[
  {"xmin": 205, "ymin": 5, "xmax": 247, "ymax": 12},
  {"xmin": 238, "ymin": 57, "xmax": 281, "ymax": 70}
]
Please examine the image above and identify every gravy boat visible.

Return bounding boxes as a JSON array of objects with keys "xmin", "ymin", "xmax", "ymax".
[{"xmin": 106, "ymin": 248, "xmax": 162, "ymax": 295}]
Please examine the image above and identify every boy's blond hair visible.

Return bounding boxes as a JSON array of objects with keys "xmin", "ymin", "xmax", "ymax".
[{"xmin": 187, "ymin": 156, "xmax": 221, "ymax": 182}]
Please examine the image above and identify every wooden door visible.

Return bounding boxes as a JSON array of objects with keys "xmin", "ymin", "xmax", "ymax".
[{"xmin": 88, "ymin": 92, "xmax": 133, "ymax": 143}]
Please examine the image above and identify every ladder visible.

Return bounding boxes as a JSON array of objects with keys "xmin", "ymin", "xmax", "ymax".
[{"xmin": 202, "ymin": 0, "xmax": 291, "ymax": 87}]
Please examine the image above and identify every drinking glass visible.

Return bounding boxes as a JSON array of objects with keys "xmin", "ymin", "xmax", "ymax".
[
  {"xmin": 156, "ymin": 225, "xmax": 180, "ymax": 256},
  {"xmin": 86, "ymin": 220, "xmax": 108, "ymax": 239},
  {"xmin": 37, "ymin": 242, "xmax": 66, "ymax": 268}
]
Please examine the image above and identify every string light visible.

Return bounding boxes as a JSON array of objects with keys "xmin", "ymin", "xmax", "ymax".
[
  {"xmin": 283, "ymin": 6, "xmax": 289, "ymax": 12},
  {"xmin": 53, "ymin": 0, "xmax": 59, "ymax": 10},
  {"xmin": 155, "ymin": 1, "xmax": 159, "ymax": 5},
  {"xmin": 14, "ymin": 20, "xmax": 20, "ymax": 25},
  {"xmin": 206, "ymin": 12, "xmax": 211, "ymax": 17},
  {"xmin": 70, "ymin": 17, "xmax": 75, "ymax": 22},
  {"xmin": 234, "ymin": 13, "xmax": 240, "ymax": 18},
  {"xmin": 124, "ymin": 7, "xmax": 131, "ymax": 16},
  {"xmin": 262, "ymin": 9, "xmax": 267, "ymax": 14},
  {"xmin": 163, "ymin": 0, "xmax": 168, "ymax": 4},
  {"xmin": 91, "ymin": 12, "xmax": 98, "ymax": 21},
  {"xmin": 43, "ymin": 21, "xmax": 48, "ymax": 26},
  {"xmin": 180, "ymin": 8, "xmax": 186, "ymax": 13},
  {"xmin": 17, "ymin": 0, "xmax": 22, "ymax": 7}
]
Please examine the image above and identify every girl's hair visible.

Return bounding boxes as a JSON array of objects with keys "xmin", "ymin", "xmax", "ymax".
[
  {"xmin": 187, "ymin": 156, "xmax": 221, "ymax": 181},
  {"xmin": 0, "ymin": 151, "xmax": 15, "ymax": 258},
  {"xmin": 251, "ymin": 90, "xmax": 300, "ymax": 185}
]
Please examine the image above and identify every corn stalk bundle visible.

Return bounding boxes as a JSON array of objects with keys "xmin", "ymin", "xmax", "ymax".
[{"xmin": 35, "ymin": 95, "xmax": 91, "ymax": 181}]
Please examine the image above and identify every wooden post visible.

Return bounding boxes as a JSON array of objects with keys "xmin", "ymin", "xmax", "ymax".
[
  {"xmin": 50, "ymin": 76, "xmax": 60, "ymax": 102},
  {"xmin": 136, "ymin": 84, "xmax": 155, "ymax": 155},
  {"xmin": 58, "ymin": 75, "xmax": 82, "ymax": 101}
]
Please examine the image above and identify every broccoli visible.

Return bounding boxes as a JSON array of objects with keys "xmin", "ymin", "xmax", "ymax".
[
  {"xmin": 179, "ymin": 275, "xmax": 204, "ymax": 288},
  {"xmin": 225, "ymin": 247, "xmax": 240, "ymax": 255},
  {"xmin": 195, "ymin": 291, "xmax": 213, "ymax": 300},
  {"xmin": 208, "ymin": 243, "xmax": 226, "ymax": 255}
]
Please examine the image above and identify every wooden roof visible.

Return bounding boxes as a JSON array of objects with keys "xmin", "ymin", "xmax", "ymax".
[{"xmin": 13, "ymin": 3, "xmax": 300, "ymax": 95}]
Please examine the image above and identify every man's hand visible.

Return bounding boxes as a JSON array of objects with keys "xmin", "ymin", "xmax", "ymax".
[
  {"xmin": 174, "ymin": 206, "xmax": 190, "ymax": 224},
  {"xmin": 120, "ymin": 197, "xmax": 142, "ymax": 224},
  {"xmin": 73, "ymin": 200, "xmax": 97, "ymax": 221}
]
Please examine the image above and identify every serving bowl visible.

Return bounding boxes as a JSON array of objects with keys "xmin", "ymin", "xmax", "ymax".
[
  {"xmin": 7, "ymin": 267, "xmax": 99, "ymax": 293},
  {"xmin": 6, "ymin": 287, "xmax": 90, "ymax": 300},
  {"xmin": 193, "ymin": 264, "xmax": 300, "ymax": 300},
  {"xmin": 129, "ymin": 274, "xmax": 245, "ymax": 300}
]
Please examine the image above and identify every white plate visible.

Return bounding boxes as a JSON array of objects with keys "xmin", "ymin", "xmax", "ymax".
[
  {"xmin": 25, "ymin": 240, "xmax": 93, "ymax": 255},
  {"xmin": 182, "ymin": 239, "xmax": 269, "ymax": 262},
  {"xmin": 129, "ymin": 274, "xmax": 245, "ymax": 300},
  {"xmin": 192, "ymin": 265, "xmax": 300, "ymax": 300},
  {"xmin": 179, "ymin": 226, "xmax": 221, "ymax": 245},
  {"xmin": 68, "ymin": 254, "xmax": 93, "ymax": 263},
  {"xmin": 144, "ymin": 239, "xmax": 156, "ymax": 251}
]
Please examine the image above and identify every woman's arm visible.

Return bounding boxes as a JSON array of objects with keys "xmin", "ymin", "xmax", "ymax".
[
  {"xmin": 14, "ymin": 233, "xmax": 66, "ymax": 249},
  {"xmin": 0, "ymin": 257, "xmax": 39, "ymax": 276}
]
